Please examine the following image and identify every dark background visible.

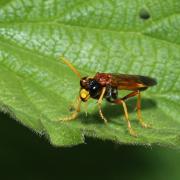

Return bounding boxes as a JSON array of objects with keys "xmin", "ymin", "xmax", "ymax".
[{"xmin": 0, "ymin": 112, "xmax": 180, "ymax": 180}]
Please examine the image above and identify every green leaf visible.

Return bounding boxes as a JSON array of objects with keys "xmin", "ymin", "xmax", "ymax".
[{"xmin": 0, "ymin": 0, "xmax": 180, "ymax": 147}]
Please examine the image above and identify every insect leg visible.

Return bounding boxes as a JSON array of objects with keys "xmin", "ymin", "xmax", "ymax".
[
  {"xmin": 98, "ymin": 87, "xmax": 108, "ymax": 124},
  {"xmin": 121, "ymin": 91, "xmax": 139, "ymax": 101},
  {"xmin": 59, "ymin": 96, "xmax": 82, "ymax": 121},
  {"xmin": 121, "ymin": 91, "xmax": 150, "ymax": 128},
  {"xmin": 84, "ymin": 102, "xmax": 88, "ymax": 117},
  {"xmin": 114, "ymin": 99, "xmax": 137, "ymax": 137},
  {"xmin": 136, "ymin": 90, "xmax": 150, "ymax": 128}
]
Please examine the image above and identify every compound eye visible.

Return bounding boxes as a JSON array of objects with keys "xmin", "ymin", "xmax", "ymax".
[
  {"xmin": 80, "ymin": 77, "xmax": 88, "ymax": 89},
  {"xmin": 89, "ymin": 80, "xmax": 101, "ymax": 97}
]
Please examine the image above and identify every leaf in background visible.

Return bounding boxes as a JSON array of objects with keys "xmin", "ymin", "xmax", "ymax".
[{"xmin": 0, "ymin": 0, "xmax": 180, "ymax": 147}]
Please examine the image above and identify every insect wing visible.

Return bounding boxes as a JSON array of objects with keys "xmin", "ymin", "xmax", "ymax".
[{"xmin": 110, "ymin": 74, "xmax": 156, "ymax": 90}]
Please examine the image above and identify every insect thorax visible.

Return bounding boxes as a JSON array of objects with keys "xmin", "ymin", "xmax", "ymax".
[
  {"xmin": 105, "ymin": 86, "xmax": 118, "ymax": 102},
  {"xmin": 80, "ymin": 76, "xmax": 118, "ymax": 102}
]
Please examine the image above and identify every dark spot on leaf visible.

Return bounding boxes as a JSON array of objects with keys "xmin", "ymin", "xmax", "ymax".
[{"xmin": 139, "ymin": 8, "xmax": 150, "ymax": 20}]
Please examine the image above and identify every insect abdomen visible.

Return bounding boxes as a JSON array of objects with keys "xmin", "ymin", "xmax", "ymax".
[{"xmin": 139, "ymin": 76, "xmax": 157, "ymax": 87}]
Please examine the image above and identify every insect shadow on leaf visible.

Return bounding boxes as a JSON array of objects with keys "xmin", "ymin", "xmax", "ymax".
[{"xmin": 80, "ymin": 97, "xmax": 157, "ymax": 125}]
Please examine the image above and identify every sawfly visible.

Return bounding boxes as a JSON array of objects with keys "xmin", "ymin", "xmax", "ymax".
[{"xmin": 60, "ymin": 56, "xmax": 157, "ymax": 137}]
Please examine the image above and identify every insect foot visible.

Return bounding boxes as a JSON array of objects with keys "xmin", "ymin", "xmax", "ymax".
[
  {"xmin": 139, "ymin": 120, "xmax": 152, "ymax": 128},
  {"xmin": 129, "ymin": 128, "xmax": 138, "ymax": 137}
]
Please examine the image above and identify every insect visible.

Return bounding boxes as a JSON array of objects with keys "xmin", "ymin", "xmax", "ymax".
[{"xmin": 60, "ymin": 56, "xmax": 157, "ymax": 137}]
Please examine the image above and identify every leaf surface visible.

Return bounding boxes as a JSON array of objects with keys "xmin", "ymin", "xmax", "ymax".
[{"xmin": 0, "ymin": 0, "xmax": 180, "ymax": 147}]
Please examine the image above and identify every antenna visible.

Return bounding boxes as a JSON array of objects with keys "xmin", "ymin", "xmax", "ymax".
[{"xmin": 60, "ymin": 56, "xmax": 81, "ymax": 78}]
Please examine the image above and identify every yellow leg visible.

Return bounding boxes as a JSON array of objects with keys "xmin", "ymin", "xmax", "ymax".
[
  {"xmin": 115, "ymin": 99, "xmax": 137, "ymax": 137},
  {"xmin": 59, "ymin": 96, "xmax": 81, "ymax": 121},
  {"xmin": 137, "ymin": 91, "xmax": 150, "ymax": 128},
  {"xmin": 120, "ymin": 90, "xmax": 150, "ymax": 129},
  {"xmin": 84, "ymin": 102, "xmax": 88, "ymax": 117},
  {"xmin": 98, "ymin": 87, "xmax": 107, "ymax": 124}
]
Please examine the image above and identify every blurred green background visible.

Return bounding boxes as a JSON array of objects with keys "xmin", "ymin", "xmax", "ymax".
[{"xmin": 1, "ymin": 112, "xmax": 180, "ymax": 180}]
